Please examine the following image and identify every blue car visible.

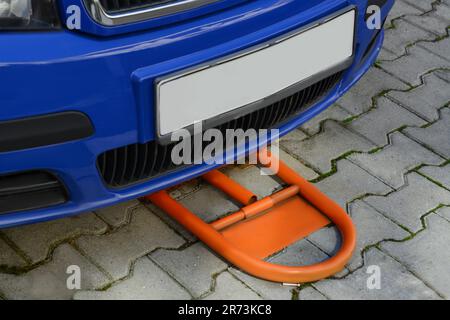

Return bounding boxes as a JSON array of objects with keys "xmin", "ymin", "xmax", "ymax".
[{"xmin": 0, "ymin": 0, "xmax": 393, "ymax": 228}]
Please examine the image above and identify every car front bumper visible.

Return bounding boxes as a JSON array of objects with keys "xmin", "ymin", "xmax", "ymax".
[{"xmin": 0, "ymin": 0, "xmax": 394, "ymax": 228}]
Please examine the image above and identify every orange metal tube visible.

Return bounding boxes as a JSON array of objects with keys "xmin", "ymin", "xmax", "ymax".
[
  {"xmin": 210, "ymin": 211, "xmax": 246, "ymax": 231},
  {"xmin": 202, "ymin": 170, "xmax": 257, "ymax": 205},
  {"xmin": 210, "ymin": 185, "xmax": 300, "ymax": 231},
  {"xmin": 269, "ymin": 185, "xmax": 299, "ymax": 203}
]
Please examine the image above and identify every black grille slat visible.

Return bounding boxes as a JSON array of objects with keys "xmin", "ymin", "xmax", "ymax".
[
  {"xmin": 98, "ymin": 72, "xmax": 343, "ymax": 187},
  {"xmin": 303, "ymin": 85, "xmax": 313, "ymax": 105},
  {"xmin": 266, "ymin": 101, "xmax": 278, "ymax": 127},
  {"xmin": 100, "ymin": 0, "xmax": 173, "ymax": 13},
  {"xmin": 296, "ymin": 89, "xmax": 307, "ymax": 111},
  {"xmin": 275, "ymin": 100, "xmax": 285, "ymax": 125},
  {"xmin": 277, "ymin": 97, "xmax": 290, "ymax": 124},
  {"xmin": 310, "ymin": 81, "xmax": 321, "ymax": 102},
  {"xmin": 322, "ymin": 75, "xmax": 332, "ymax": 93},
  {"xmin": 140, "ymin": 143, "xmax": 151, "ymax": 177},
  {"xmin": 117, "ymin": 146, "xmax": 128, "ymax": 185},
  {"xmin": 283, "ymin": 95, "xmax": 296, "ymax": 122},
  {"xmin": 158, "ymin": 144, "xmax": 170, "ymax": 174},
  {"xmin": 252, "ymin": 106, "xmax": 262, "ymax": 129},
  {"xmin": 247, "ymin": 109, "xmax": 257, "ymax": 130},
  {"xmin": 125, "ymin": 144, "xmax": 139, "ymax": 183},
  {"xmin": 108, "ymin": 149, "xmax": 118, "ymax": 185},
  {"xmin": 99, "ymin": 153, "xmax": 107, "ymax": 178},
  {"xmin": 146, "ymin": 143, "xmax": 158, "ymax": 177},
  {"xmin": 288, "ymin": 92, "xmax": 301, "ymax": 116},
  {"xmin": 260, "ymin": 104, "xmax": 271, "ymax": 127},
  {"xmin": 322, "ymin": 77, "xmax": 332, "ymax": 93},
  {"xmin": 236, "ymin": 116, "xmax": 245, "ymax": 131},
  {"xmin": 135, "ymin": 143, "xmax": 149, "ymax": 180},
  {"xmin": 135, "ymin": 143, "xmax": 148, "ymax": 180},
  {"xmin": 274, "ymin": 98, "xmax": 287, "ymax": 125}
]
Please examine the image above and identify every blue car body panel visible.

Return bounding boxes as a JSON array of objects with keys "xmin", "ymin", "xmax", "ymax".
[{"xmin": 0, "ymin": 0, "xmax": 394, "ymax": 228}]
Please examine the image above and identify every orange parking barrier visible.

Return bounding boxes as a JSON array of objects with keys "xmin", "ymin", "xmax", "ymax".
[
  {"xmin": 202, "ymin": 170, "xmax": 257, "ymax": 206},
  {"xmin": 145, "ymin": 149, "xmax": 356, "ymax": 283}
]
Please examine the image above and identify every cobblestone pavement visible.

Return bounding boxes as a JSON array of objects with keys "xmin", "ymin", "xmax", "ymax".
[{"xmin": 1, "ymin": 0, "xmax": 449, "ymax": 300}]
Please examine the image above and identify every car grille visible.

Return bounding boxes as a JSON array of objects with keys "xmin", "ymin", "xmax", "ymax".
[
  {"xmin": 99, "ymin": 0, "xmax": 175, "ymax": 12},
  {"xmin": 0, "ymin": 171, "xmax": 67, "ymax": 214},
  {"xmin": 97, "ymin": 71, "xmax": 343, "ymax": 188}
]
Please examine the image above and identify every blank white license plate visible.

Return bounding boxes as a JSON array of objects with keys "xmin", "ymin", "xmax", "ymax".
[{"xmin": 156, "ymin": 9, "xmax": 355, "ymax": 136}]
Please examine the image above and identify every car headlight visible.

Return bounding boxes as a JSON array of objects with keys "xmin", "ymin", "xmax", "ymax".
[{"xmin": 0, "ymin": 0, "xmax": 60, "ymax": 30}]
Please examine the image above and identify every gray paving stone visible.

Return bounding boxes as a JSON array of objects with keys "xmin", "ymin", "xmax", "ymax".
[
  {"xmin": 300, "ymin": 104, "xmax": 351, "ymax": 135},
  {"xmin": 146, "ymin": 202, "xmax": 198, "ymax": 243},
  {"xmin": 0, "ymin": 244, "xmax": 109, "ymax": 300},
  {"xmin": 150, "ymin": 243, "xmax": 227, "ymax": 298},
  {"xmin": 74, "ymin": 256, "xmax": 190, "ymax": 300},
  {"xmin": 280, "ymin": 128, "xmax": 308, "ymax": 142},
  {"xmin": 203, "ymin": 272, "xmax": 261, "ymax": 300},
  {"xmin": 381, "ymin": 19, "xmax": 435, "ymax": 61},
  {"xmin": 276, "ymin": 145, "xmax": 319, "ymax": 181},
  {"xmin": 388, "ymin": 73, "xmax": 450, "ymax": 122},
  {"xmin": 222, "ymin": 164, "xmax": 281, "ymax": 199},
  {"xmin": 405, "ymin": 4, "xmax": 450, "ymax": 37},
  {"xmin": 3, "ymin": 213, "xmax": 107, "ymax": 264},
  {"xmin": 313, "ymin": 248, "xmax": 440, "ymax": 300},
  {"xmin": 76, "ymin": 206, "xmax": 185, "ymax": 280},
  {"xmin": 347, "ymin": 97, "xmax": 427, "ymax": 146},
  {"xmin": 404, "ymin": 107, "xmax": 450, "ymax": 158},
  {"xmin": 364, "ymin": 172, "xmax": 450, "ymax": 232},
  {"xmin": 419, "ymin": 163, "xmax": 450, "ymax": 190},
  {"xmin": 0, "ymin": 238, "xmax": 27, "ymax": 268},
  {"xmin": 436, "ymin": 206, "xmax": 450, "ymax": 222},
  {"xmin": 403, "ymin": 0, "xmax": 434, "ymax": 12},
  {"xmin": 349, "ymin": 132, "xmax": 443, "ymax": 188},
  {"xmin": 95, "ymin": 200, "xmax": 140, "ymax": 228},
  {"xmin": 420, "ymin": 37, "xmax": 450, "ymax": 63},
  {"xmin": 229, "ymin": 268, "xmax": 293, "ymax": 300},
  {"xmin": 180, "ymin": 185, "xmax": 240, "ymax": 223},
  {"xmin": 385, "ymin": 0, "xmax": 422, "ymax": 28},
  {"xmin": 269, "ymin": 239, "xmax": 330, "ymax": 267},
  {"xmin": 281, "ymin": 121, "xmax": 375, "ymax": 174},
  {"xmin": 169, "ymin": 179, "xmax": 202, "ymax": 200},
  {"xmin": 315, "ymin": 159, "xmax": 392, "ymax": 209},
  {"xmin": 382, "ymin": 214, "xmax": 450, "ymax": 298},
  {"xmin": 280, "ymin": 237, "xmax": 355, "ymax": 279},
  {"xmin": 378, "ymin": 48, "xmax": 397, "ymax": 62},
  {"xmin": 299, "ymin": 286, "xmax": 327, "ymax": 300},
  {"xmin": 380, "ymin": 45, "xmax": 449, "ymax": 86},
  {"xmin": 308, "ymin": 201, "xmax": 409, "ymax": 271},
  {"xmin": 435, "ymin": 70, "xmax": 450, "ymax": 82},
  {"xmin": 337, "ymin": 68, "xmax": 409, "ymax": 115}
]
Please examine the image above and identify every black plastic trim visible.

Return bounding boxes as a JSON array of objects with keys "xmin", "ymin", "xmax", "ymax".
[
  {"xmin": 0, "ymin": 171, "xmax": 68, "ymax": 215},
  {"xmin": 0, "ymin": 112, "xmax": 94, "ymax": 153}
]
